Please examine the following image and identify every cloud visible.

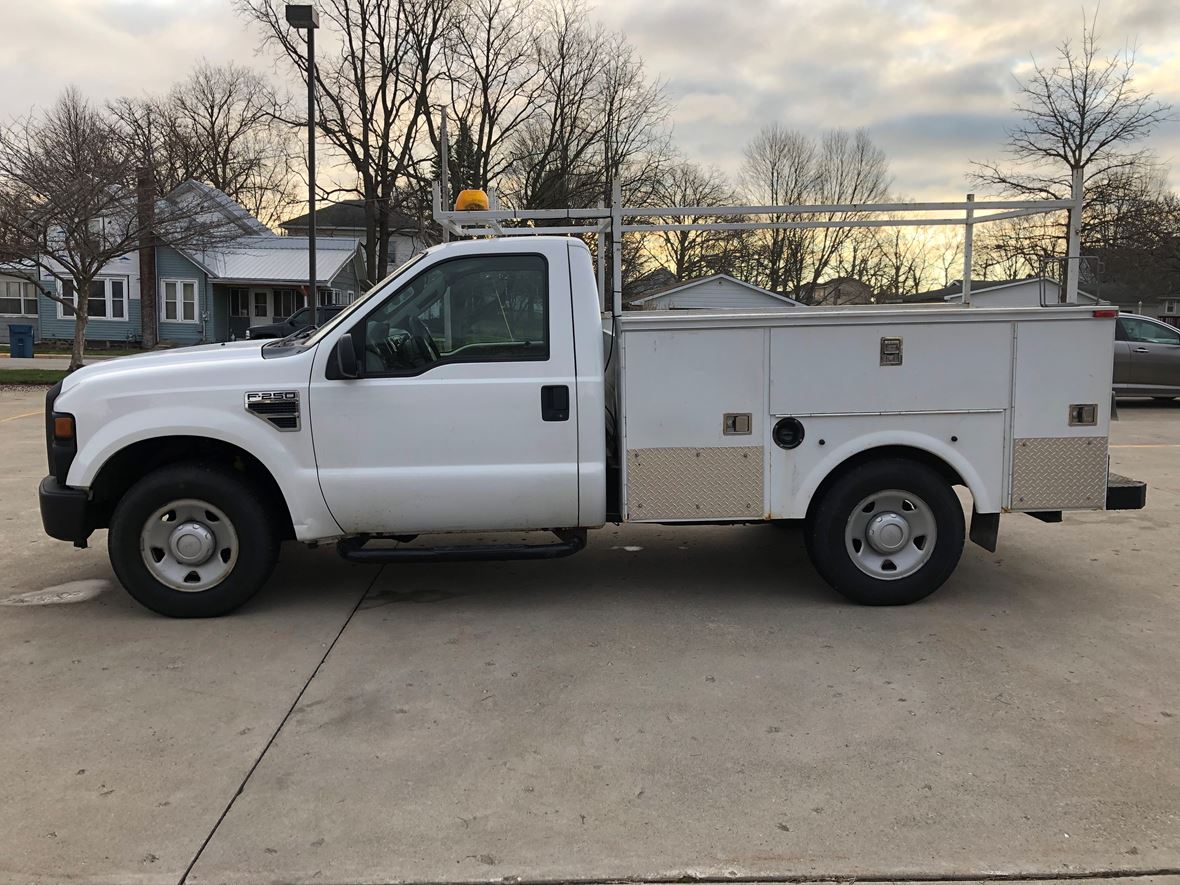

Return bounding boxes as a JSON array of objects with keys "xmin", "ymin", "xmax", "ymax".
[
  {"xmin": 0, "ymin": 0, "xmax": 1177, "ymax": 199},
  {"xmin": 597, "ymin": 0, "xmax": 1180, "ymax": 196}
]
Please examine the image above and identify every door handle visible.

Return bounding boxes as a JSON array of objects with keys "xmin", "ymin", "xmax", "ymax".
[
  {"xmin": 1133, "ymin": 346, "xmax": 1150, "ymax": 353},
  {"xmin": 541, "ymin": 385, "xmax": 570, "ymax": 421}
]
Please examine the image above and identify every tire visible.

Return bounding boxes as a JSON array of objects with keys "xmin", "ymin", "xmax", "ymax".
[
  {"xmin": 805, "ymin": 458, "xmax": 964, "ymax": 606},
  {"xmin": 108, "ymin": 463, "xmax": 280, "ymax": 617}
]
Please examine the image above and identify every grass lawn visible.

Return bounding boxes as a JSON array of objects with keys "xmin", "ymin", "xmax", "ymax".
[
  {"xmin": 0, "ymin": 368, "xmax": 69, "ymax": 384},
  {"xmin": 1, "ymin": 347, "xmax": 142, "ymax": 359}
]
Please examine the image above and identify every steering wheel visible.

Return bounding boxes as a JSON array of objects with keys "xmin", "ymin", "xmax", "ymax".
[{"xmin": 408, "ymin": 315, "xmax": 441, "ymax": 362}]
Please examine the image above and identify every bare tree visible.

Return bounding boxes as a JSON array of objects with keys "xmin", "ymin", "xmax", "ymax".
[
  {"xmin": 598, "ymin": 29, "xmax": 673, "ymax": 208},
  {"xmin": 1083, "ymin": 166, "xmax": 1180, "ymax": 305},
  {"xmin": 499, "ymin": 1, "xmax": 671, "ymax": 213},
  {"xmin": 435, "ymin": 0, "xmax": 541, "ymax": 191},
  {"xmin": 742, "ymin": 125, "xmax": 888, "ymax": 300},
  {"xmin": 929, "ymin": 227, "xmax": 964, "ymax": 288},
  {"xmin": 111, "ymin": 63, "xmax": 300, "ymax": 229},
  {"xmin": 972, "ymin": 213, "xmax": 1061, "ymax": 281},
  {"xmin": 863, "ymin": 223, "xmax": 934, "ymax": 301},
  {"xmin": 740, "ymin": 124, "xmax": 815, "ymax": 294},
  {"xmin": 0, "ymin": 89, "xmax": 240, "ymax": 369},
  {"xmin": 971, "ymin": 11, "xmax": 1171, "ymax": 296},
  {"xmin": 240, "ymin": 0, "xmax": 450, "ymax": 281},
  {"xmin": 504, "ymin": 0, "xmax": 608, "ymax": 210},
  {"xmin": 641, "ymin": 162, "xmax": 747, "ymax": 280}
]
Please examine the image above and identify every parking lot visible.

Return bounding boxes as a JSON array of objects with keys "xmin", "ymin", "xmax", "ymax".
[{"xmin": 2, "ymin": 384, "xmax": 1179, "ymax": 885}]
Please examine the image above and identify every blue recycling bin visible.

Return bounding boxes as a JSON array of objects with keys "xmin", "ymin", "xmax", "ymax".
[{"xmin": 8, "ymin": 324, "xmax": 33, "ymax": 359}]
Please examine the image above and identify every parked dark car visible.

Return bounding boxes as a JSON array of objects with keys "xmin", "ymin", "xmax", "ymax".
[
  {"xmin": 245, "ymin": 305, "xmax": 345, "ymax": 340},
  {"xmin": 1114, "ymin": 313, "xmax": 1180, "ymax": 399}
]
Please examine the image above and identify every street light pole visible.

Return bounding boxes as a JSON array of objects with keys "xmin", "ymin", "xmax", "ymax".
[{"xmin": 286, "ymin": 4, "xmax": 320, "ymax": 308}]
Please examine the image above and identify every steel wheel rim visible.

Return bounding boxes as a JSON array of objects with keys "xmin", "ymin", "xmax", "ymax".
[
  {"xmin": 140, "ymin": 499, "xmax": 239, "ymax": 592},
  {"xmin": 844, "ymin": 488, "xmax": 936, "ymax": 581}
]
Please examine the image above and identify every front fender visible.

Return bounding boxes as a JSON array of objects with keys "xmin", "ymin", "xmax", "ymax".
[{"xmin": 68, "ymin": 405, "xmax": 342, "ymax": 541}]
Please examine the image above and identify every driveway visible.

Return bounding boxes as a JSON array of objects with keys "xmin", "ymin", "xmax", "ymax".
[{"xmin": 1, "ymin": 387, "xmax": 1178, "ymax": 885}]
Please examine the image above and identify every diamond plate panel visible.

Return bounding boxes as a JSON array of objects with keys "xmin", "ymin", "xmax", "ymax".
[
  {"xmin": 627, "ymin": 446, "xmax": 763, "ymax": 520},
  {"xmin": 1011, "ymin": 436, "xmax": 1107, "ymax": 511}
]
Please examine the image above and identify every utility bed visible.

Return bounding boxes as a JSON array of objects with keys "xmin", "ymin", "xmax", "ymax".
[{"xmin": 617, "ymin": 303, "xmax": 1122, "ymax": 523}]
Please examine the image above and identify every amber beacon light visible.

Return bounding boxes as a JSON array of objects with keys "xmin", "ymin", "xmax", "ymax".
[{"xmin": 454, "ymin": 189, "xmax": 489, "ymax": 211}]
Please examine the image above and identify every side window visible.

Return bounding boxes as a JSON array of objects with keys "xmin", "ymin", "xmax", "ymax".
[
  {"xmin": 1122, "ymin": 317, "xmax": 1180, "ymax": 345},
  {"xmin": 356, "ymin": 254, "xmax": 548, "ymax": 376}
]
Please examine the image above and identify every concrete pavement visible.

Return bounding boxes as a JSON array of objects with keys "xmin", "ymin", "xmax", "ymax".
[{"xmin": 1, "ymin": 388, "xmax": 1178, "ymax": 885}]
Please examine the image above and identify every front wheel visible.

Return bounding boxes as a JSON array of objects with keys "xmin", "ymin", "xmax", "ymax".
[
  {"xmin": 806, "ymin": 458, "xmax": 964, "ymax": 606},
  {"xmin": 108, "ymin": 463, "xmax": 280, "ymax": 617}
]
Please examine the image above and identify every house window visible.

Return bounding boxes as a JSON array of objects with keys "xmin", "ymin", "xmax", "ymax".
[
  {"xmin": 0, "ymin": 278, "xmax": 37, "ymax": 316},
  {"xmin": 273, "ymin": 288, "xmax": 304, "ymax": 318},
  {"xmin": 229, "ymin": 288, "xmax": 249, "ymax": 317},
  {"xmin": 59, "ymin": 278, "xmax": 127, "ymax": 320},
  {"xmin": 253, "ymin": 291, "xmax": 269, "ymax": 318},
  {"xmin": 1165, "ymin": 299, "xmax": 1180, "ymax": 315},
  {"xmin": 162, "ymin": 279, "xmax": 198, "ymax": 322}
]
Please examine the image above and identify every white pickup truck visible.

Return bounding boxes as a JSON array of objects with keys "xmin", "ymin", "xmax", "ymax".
[{"xmin": 39, "ymin": 236, "xmax": 1145, "ymax": 617}]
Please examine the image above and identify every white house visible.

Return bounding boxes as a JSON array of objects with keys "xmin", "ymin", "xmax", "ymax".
[
  {"xmin": 931, "ymin": 277, "xmax": 1104, "ymax": 308},
  {"xmin": 630, "ymin": 274, "xmax": 802, "ymax": 310}
]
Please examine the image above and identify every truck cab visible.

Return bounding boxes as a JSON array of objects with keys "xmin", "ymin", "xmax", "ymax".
[{"xmin": 40, "ymin": 238, "xmax": 607, "ymax": 616}]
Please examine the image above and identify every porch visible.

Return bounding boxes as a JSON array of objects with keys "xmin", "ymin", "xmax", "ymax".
[{"xmin": 214, "ymin": 285, "xmax": 350, "ymax": 341}]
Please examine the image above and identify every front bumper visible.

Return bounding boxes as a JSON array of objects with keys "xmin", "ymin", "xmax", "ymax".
[{"xmin": 39, "ymin": 476, "xmax": 93, "ymax": 547}]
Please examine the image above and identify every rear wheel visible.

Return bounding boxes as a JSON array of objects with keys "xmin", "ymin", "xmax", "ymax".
[
  {"xmin": 108, "ymin": 463, "xmax": 280, "ymax": 617},
  {"xmin": 806, "ymin": 458, "xmax": 964, "ymax": 605}
]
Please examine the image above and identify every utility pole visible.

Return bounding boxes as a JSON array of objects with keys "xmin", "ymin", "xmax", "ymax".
[
  {"xmin": 439, "ymin": 107, "xmax": 451, "ymax": 243},
  {"xmin": 286, "ymin": 4, "xmax": 319, "ymax": 306}
]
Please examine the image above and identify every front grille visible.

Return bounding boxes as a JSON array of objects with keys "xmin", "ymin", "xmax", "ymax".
[{"xmin": 244, "ymin": 391, "xmax": 301, "ymax": 432}]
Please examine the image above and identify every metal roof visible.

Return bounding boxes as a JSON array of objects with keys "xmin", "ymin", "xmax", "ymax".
[
  {"xmin": 631, "ymin": 273, "xmax": 802, "ymax": 306},
  {"xmin": 182, "ymin": 236, "xmax": 362, "ymax": 285},
  {"xmin": 165, "ymin": 180, "xmax": 273, "ymax": 237},
  {"xmin": 280, "ymin": 198, "xmax": 418, "ymax": 233}
]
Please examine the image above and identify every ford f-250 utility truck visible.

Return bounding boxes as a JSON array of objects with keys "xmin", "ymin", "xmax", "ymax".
[{"xmin": 39, "ymin": 235, "xmax": 1146, "ymax": 617}]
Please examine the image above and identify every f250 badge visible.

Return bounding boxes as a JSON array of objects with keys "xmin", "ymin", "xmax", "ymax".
[{"xmin": 244, "ymin": 391, "xmax": 301, "ymax": 431}]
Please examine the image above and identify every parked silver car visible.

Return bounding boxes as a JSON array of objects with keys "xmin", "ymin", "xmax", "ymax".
[{"xmin": 1115, "ymin": 313, "xmax": 1180, "ymax": 399}]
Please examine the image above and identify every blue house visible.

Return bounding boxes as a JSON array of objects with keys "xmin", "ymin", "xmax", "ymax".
[{"xmin": 30, "ymin": 182, "xmax": 367, "ymax": 346}]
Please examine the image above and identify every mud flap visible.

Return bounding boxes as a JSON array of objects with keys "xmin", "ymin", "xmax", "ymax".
[{"xmin": 969, "ymin": 508, "xmax": 999, "ymax": 553}]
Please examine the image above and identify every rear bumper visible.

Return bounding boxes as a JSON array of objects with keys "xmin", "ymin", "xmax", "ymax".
[
  {"xmin": 39, "ymin": 476, "xmax": 93, "ymax": 547},
  {"xmin": 1107, "ymin": 472, "xmax": 1147, "ymax": 510}
]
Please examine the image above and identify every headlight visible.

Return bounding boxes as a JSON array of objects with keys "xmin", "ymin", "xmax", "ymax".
[{"xmin": 244, "ymin": 329, "xmax": 252, "ymax": 339}]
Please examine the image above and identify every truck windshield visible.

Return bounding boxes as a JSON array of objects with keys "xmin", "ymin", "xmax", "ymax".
[{"xmin": 298, "ymin": 251, "xmax": 428, "ymax": 348}]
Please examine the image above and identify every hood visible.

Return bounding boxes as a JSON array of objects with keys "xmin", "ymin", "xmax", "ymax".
[{"xmin": 61, "ymin": 340, "xmax": 266, "ymax": 392}]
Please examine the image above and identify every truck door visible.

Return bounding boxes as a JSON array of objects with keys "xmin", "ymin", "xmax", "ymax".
[{"xmin": 308, "ymin": 249, "xmax": 581, "ymax": 535}]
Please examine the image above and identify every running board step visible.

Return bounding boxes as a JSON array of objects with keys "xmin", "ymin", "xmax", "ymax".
[{"xmin": 336, "ymin": 530, "xmax": 586, "ymax": 564}]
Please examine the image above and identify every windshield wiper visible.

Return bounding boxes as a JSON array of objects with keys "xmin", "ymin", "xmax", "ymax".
[{"xmin": 268, "ymin": 325, "xmax": 319, "ymax": 347}]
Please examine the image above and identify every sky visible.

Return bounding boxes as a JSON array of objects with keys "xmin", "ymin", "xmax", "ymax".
[{"xmin": 1, "ymin": 0, "xmax": 1178, "ymax": 200}]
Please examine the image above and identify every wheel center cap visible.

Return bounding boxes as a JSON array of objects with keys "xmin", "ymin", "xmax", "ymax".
[
  {"xmin": 866, "ymin": 512, "xmax": 910, "ymax": 554},
  {"xmin": 169, "ymin": 522, "xmax": 215, "ymax": 565}
]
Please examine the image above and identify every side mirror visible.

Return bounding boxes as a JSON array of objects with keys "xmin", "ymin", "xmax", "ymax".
[{"xmin": 332, "ymin": 334, "xmax": 359, "ymax": 379}]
